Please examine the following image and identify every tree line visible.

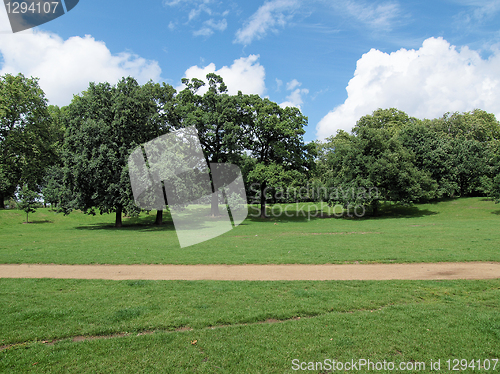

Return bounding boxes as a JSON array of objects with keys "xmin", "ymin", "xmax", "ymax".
[{"xmin": 1, "ymin": 72, "xmax": 499, "ymax": 225}]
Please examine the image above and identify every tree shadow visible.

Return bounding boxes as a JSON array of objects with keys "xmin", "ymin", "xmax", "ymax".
[
  {"xmin": 21, "ymin": 220, "xmax": 54, "ymax": 224},
  {"xmin": 491, "ymin": 210, "xmax": 500, "ymax": 216},
  {"xmin": 74, "ymin": 214, "xmax": 177, "ymax": 232},
  {"xmin": 243, "ymin": 203, "xmax": 438, "ymax": 222}
]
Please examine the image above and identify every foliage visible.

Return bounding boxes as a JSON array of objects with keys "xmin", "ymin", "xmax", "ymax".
[
  {"xmin": 0, "ymin": 73, "xmax": 55, "ymax": 208},
  {"xmin": 17, "ymin": 184, "xmax": 39, "ymax": 223},
  {"xmin": 41, "ymin": 165, "xmax": 65, "ymax": 208},
  {"xmin": 243, "ymin": 95, "xmax": 315, "ymax": 216},
  {"xmin": 399, "ymin": 110, "xmax": 500, "ymax": 198},
  {"xmin": 62, "ymin": 77, "xmax": 175, "ymax": 226},
  {"xmin": 323, "ymin": 109, "xmax": 436, "ymax": 215},
  {"xmin": 175, "ymin": 74, "xmax": 248, "ymax": 216}
]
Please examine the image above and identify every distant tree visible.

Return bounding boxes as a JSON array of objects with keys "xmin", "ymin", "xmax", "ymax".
[
  {"xmin": 398, "ymin": 121, "xmax": 457, "ymax": 198},
  {"xmin": 489, "ymin": 140, "xmax": 500, "ymax": 203},
  {"xmin": 62, "ymin": 77, "xmax": 173, "ymax": 227},
  {"xmin": 325, "ymin": 109, "xmax": 435, "ymax": 216},
  {"xmin": 42, "ymin": 165, "xmax": 65, "ymax": 208},
  {"xmin": 18, "ymin": 184, "xmax": 39, "ymax": 223},
  {"xmin": 0, "ymin": 73, "xmax": 54, "ymax": 208},
  {"xmin": 402, "ymin": 110, "xmax": 500, "ymax": 198}
]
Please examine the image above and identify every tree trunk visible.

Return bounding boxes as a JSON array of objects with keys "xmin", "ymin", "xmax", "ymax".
[
  {"xmin": 211, "ymin": 191, "xmax": 220, "ymax": 217},
  {"xmin": 372, "ymin": 201, "xmax": 379, "ymax": 217},
  {"xmin": 260, "ymin": 181, "xmax": 267, "ymax": 218},
  {"xmin": 155, "ymin": 209, "xmax": 163, "ymax": 225},
  {"xmin": 115, "ymin": 206, "xmax": 122, "ymax": 227},
  {"xmin": 0, "ymin": 192, "xmax": 5, "ymax": 209}
]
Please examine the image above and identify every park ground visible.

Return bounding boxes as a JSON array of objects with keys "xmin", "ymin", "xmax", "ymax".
[{"xmin": 1, "ymin": 197, "xmax": 499, "ymax": 373}]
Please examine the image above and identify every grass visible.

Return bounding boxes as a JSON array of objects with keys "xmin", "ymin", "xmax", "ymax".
[
  {"xmin": 1, "ymin": 197, "xmax": 500, "ymax": 264},
  {"xmin": 1, "ymin": 197, "xmax": 499, "ymax": 372},
  {"xmin": 1, "ymin": 278, "xmax": 499, "ymax": 373}
]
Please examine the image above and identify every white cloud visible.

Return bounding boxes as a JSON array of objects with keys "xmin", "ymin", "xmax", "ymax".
[
  {"xmin": 177, "ymin": 54, "xmax": 266, "ymax": 95},
  {"xmin": 343, "ymin": 1, "xmax": 401, "ymax": 31},
  {"xmin": 280, "ymin": 79, "xmax": 308, "ymax": 109},
  {"xmin": 234, "ymin": 0, "xmax": 299, "ymax": 45},
  {"xmin": 275, "ymin": 78, "xmax": 283, "ymax": 91},
  {"xmin": 193, "ymin": 18, "xmax": 227, "ymax": 37},
  {"xmin": 188, "ymin": 3, "xmax": 212, "ymax": 22},
  {"xmin": 286, "ymin": 78, "xmax": 301, "ymax": 90},
  {"xmin": 316, "ymin": 37, "xmax": 500, "ymax": 139},
  {"xmin": 0, "ymin": 30, "xmax": 161, "ymax": 106}
]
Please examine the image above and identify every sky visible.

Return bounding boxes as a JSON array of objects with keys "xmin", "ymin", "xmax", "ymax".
[{"xmin": 0, "ymin": 0, "xmax": 499, "ymax": 142}]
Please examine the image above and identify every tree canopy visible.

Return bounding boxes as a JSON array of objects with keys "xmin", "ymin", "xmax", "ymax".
[
  {"xmin": 62, "ymin": 77, "xmax": 173, "ymax": 226},
  {"xmin": 0, "ymin": 73, "xmax": 55, "ymax": 208}
]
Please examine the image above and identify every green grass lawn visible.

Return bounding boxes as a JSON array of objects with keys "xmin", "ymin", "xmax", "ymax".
[
  {"xmin": 1, "ymin": 197, "xmax": 500, "ymax": 264},
  {"xmin": 1, "ymin": 197, "xmax": 499, "ymax": 373},
  {"xmin": 1, "ymin": 278, "xmax": 499, "ymax": 373}
]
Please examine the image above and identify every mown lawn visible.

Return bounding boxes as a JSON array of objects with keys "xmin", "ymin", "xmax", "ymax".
[
  {"xmin": 1, "ymin": 197, "xmax": 499, "ymax": 373},
  {"xmin": 1, "ymin": 278, "xmax": 499, "ymax": 373},
  {"xmin": 1, "ymin": 197, "xmax": 499, "ymax": 264}
]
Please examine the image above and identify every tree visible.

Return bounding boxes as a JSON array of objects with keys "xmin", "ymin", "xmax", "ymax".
[
  {"xmin": 18, "ymin": 184, "xmax": 39, "ymax": 223},
  {"xmin": 398, "ymin": 121, "xmax": 457, "ymax": 198},
  {"xmin": 325, "ymin": 109, "xmax": 435, "ymax": 216},
  {"xmin": 0, "ymin": 73, "xmax": 54, "ymax": 208},
  {"xmin": 244, "ymin": 96, "xmax": 315, "ymax": 217},
  {"xmin": 42, "ymin": 165, "xmax": 65, "ymax": 208},
  {"xmin": 176, "ymin": 74, "xmax": 247, "ymax": 216},
  {"xmin": 62, "ymin": 77, "xmax": 172, "ymax": 227},
  {"xmin": 401, "ymin": 110, "xmax": 500, "ymax": 198}
]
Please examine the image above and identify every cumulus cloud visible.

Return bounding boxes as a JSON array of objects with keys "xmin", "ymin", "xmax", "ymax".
[
  {"xmin": 0, "ymin": 30, "xmax": 161, "ymax": 106},
  {"xmin": 280, "ymin": 79, "xmax": 308, "ymax": 109},
  {"xmin": 234, "ymin": 0, "xmax": 299, "ymax": 45},
  {"xmin": 177, "ymin": 55, "xmax": 266, "ymax": 95},
  {"xmin": 316, "ymin": 37, "xmax": 500, "ymax": 140}
]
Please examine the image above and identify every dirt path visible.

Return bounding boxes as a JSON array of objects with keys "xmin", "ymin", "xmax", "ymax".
[{"xmin": 1, "ymin": 262, "xmax": 499, "ymax": 280}]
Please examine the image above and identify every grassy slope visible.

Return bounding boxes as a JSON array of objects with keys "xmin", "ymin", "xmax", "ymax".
[{"xmin": 1, "ymin": 197, "xmax": 499, "ymax": 264}]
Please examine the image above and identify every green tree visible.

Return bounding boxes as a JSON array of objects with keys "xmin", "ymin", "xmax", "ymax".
[
  {"xmin": 42, "ymin": 164, "xmax": 65, "ymax": 208},
  {"xmin": 398, "ymin": 121, "xmax": 457, "ymax": 198},
  {"xmin": 325, "ymin": 109, "xmax": 435, "ymax": 216},
  {"xmin": 62, "ymin": 77, "xmax": 172, "ymax": 227},
  {"xmin": 18, "ymin": 184, "xmax": 39, "ymax": 223},
  {"xmin": 0, "ymin": 73, "xmax": 54, "ymax": 208},
  {"xmin": 176, "ymin": 74, "xmax": 247, "ymax": 216},
  {"xmin": 402, "ymin": 110, "xmax": 500, "ymax": 198},
  {"xmin": 244, "ymin": 96, "xmax": 315, "ymax": 217}
]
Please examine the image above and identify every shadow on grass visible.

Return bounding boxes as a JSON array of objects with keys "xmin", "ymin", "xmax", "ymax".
[
  {"xmin": 21, "ymin": 220, "xmax": 54, "ymax": 224},
  {"xmin": 73, "ymin": 203, "xmax": 438, "ymax": 230},
  {"xmin": 243, "ymin": 203, "xmax": 437, "ymax": 223},
  {"xmin": 74, "ymin": 214, "xmax": 177, "ymax": 232},
  {"xmin": 491, "ymin": 210, "xmax": 500, "ymax": 216}
]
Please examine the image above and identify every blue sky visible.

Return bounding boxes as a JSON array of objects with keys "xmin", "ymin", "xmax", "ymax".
[{"xmin": 1, "ymin": 0, "xmax": 499, "ymax": 141}]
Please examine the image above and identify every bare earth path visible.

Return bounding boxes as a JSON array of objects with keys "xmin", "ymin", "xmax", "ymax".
[{"xmin": 1, "ymin": 262, "xmax": 499, "ymax": 280}]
